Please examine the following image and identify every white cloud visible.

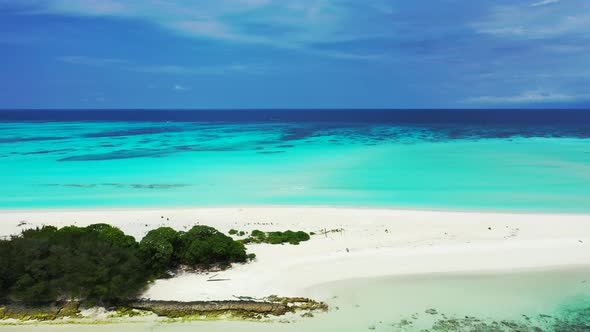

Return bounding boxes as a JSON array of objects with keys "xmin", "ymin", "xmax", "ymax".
[
  {"xmin": 135, "ymin": 63, "xmax": 265, "ymax": 75},
  {"xmin": 134, "ymin": 65, "xmax": 189, "ymax": 75},
  {"xmin": 35, "ymin": 0, "xmax": 392, "ymax": 59},
  {"xmin": 57, "ymin": 55, "xmax": 127, "ymax": 66},
  {"xmin": 173, "ymin": 84, "xmax": 189, "ymax": 91},
  {"xmin": 531, "ymin": 0, "xmax": 561, "ymax": 7},
  {"xmin": 472, "ymin": 1, "xmax": 590, "ymax": 39},
  {"xmin": 33, "ymin": 0, "xmax": 132, "ymax": 15},
  {"xmin": 475, "ymin": 26, "xmax": 526, "ymax": 36},
  {"xmin": 58, "ymin": 55, "xmax": 266, "ymax": 75},
  {"xmin": 465, "ymin": 91, "xmax": 589, "ymax": 104}
]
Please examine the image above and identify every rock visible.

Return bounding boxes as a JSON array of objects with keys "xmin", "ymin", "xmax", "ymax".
[
  {"xmin": 130, "ymin": 300, "xmax": 291, "ymax": 318},
  {"xmin": 0, "ymin": 297, "xmax": 327, "ymax": 322},
  {"xmin": 0, "ymin": 301, "xmax": 81, "ymax": 321},
  {"xmin": 129, "ymin": 297, "xmax": 328, "ymax": 319},
  {"xmin": 425, "ymin": 308, "xmax": 438, "ymax": 315}
]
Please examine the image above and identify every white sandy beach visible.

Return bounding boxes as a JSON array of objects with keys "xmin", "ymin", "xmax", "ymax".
[{"xmin": 0, "ymin": 207, "xmax": 589, "ymax": 302}]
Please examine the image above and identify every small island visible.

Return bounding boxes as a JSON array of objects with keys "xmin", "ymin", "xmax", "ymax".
[
  {"xmin": 1, "ymin": 207, "xmax": 590, "ymax": 330},
  {"xmin": 0, "ymin": 223, "xmax": 323, "ymax": 323}
]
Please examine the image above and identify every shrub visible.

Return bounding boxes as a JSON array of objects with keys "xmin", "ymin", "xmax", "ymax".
[
  {"xmin": 85, "ymin": 223, "xmax": 137, "ymax": 248},
  {"xmin": 0, "ymin": 239, "xmax": 14, "ymax": 300},
  {"xmin": 250, "ymin": 230, "xmax": 267, "ymax": 242},
  {"xmin": 294, "ymin": 231, "xmax": 311, "ymax": 242},
  {"xmin": 177, "ymin": 226, "xmax": 248, "ymax": 266},
  {"xmin": 268, "ymin": 232, "xmax": 285, "ymax": 245},
  {"xmin": 229, "ymin": 229, "xmax": 247, "ymax": 237},
  {"xmin": 6, "ymin": 225, "xmax": 148, "ymax": 304},
  {"xmin": 139, "ymin": 227, "xmax": 180, "ymax": 278},
  {"xmin": 0, "ymin": 224, "xmax": 254, "ymax": 305},
  {"xmin": 242, "ymin": 230, "xmax": 310, "ymax": 245}
]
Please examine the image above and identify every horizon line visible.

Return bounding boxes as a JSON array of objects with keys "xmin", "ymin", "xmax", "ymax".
[{"xmin": 1, "ymin": 108, "xmax": 590, "ymax": 111}]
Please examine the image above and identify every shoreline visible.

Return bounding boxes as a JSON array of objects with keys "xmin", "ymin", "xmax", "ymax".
[
  {"xmin": 2, "ymin": 203, "xmax": 590, "ymax": 216},
  {"xmin": 3, "ymin": 269, "xmax": 588, "ymax": 330},
  {"xmin": 1, "ymin": 206, "xmax": 590, "ymax": 304},
  {"xmin": 305, "ymin": 263, "xmax": 590, "ymax": 290}
]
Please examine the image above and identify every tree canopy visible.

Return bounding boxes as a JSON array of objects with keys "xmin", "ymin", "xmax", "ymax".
[
  {"xmin": 177, "ymin": 226, "xmax": 248, "ymax": 266},
  {"xmin": 2, "ymin": 225, "xmax": 147, "ymax": 304},
  {"xmin": 139, "ymin": 227, "xmax": 180, "ymax": 278},
  {"xmin": 0, "ymin": 224, "xmax": 251, "ymax": 305}
]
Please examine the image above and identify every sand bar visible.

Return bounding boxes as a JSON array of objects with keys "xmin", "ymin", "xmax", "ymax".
[{"xmin": 1, "ymin": 207, "xmax": 589, "ymax": 301}]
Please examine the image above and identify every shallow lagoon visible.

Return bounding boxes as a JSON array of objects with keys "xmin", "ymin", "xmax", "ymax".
[
  {"xmin": 1, "ymin": 120, "xmax": 590, "ymax": 212},
  {"xmin": 2, "ymin": 268, "xmax": 589, "ymax": 331}
]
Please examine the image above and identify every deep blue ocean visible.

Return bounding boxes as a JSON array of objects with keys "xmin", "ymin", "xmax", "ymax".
[{"xmin": 1, "ymin": 109, "xmax": 589, "ymax": 211}]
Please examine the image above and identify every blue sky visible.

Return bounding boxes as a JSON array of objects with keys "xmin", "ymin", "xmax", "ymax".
[{"xmin": 1, "ymin": 0, "xmax": 589, "ymax": 109}]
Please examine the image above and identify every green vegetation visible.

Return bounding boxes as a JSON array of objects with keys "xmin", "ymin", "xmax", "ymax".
[
  {"xmin": 1, "ymin": 225, "xmax": 147, "ymax": 305},
  {"xmin": 107, "ymin": 307, "xmax": 151, "ymax": 318},
  {"xmin": 177, "ymin": 226, "xmax": 248, "ymax": 266},
  {"xmin": 241, "ymin": 230, "xmax": 310, "ymax": 245},
  {"xmin": 229, "ymin": 229, "xmax": 246, "ymax": 236},
  {"xmin": 139, "ymin": 227, "xmax": 180, "ymax": 278},
  {"xmin": 0, "ymin": 224, "xmax": 251, "ymax": 306}
]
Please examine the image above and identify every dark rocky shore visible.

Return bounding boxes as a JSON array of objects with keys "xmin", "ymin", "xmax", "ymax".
[
  {"xmin": 0, "ymin": 296, "xmax": 328, "ymax": 322},
  {"xmin": 0, "ymin": 301, "xmax": 81, "ymax": 321}
]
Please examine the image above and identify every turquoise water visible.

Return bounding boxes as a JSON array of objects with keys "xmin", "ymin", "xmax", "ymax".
[
  {"xmin": 1, "ymin": 119, "xmax": 590, "ymax": 211},
  {"xmin": 2, "ymin": 268, "xmax": 589, "ymax": 331}
]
